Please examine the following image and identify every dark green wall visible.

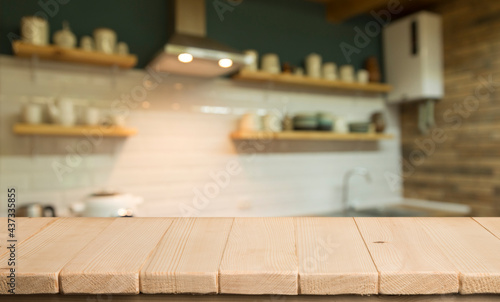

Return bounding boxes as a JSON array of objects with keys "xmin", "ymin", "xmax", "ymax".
[{"xmin": 0, "ymin": 0, "xmax": 382, "ymax": 70}]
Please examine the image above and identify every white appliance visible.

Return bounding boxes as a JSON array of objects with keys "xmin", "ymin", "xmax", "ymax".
[
  {"xmin": 71, "ymin": 192, "xmax": 143, "ymax": 217},
  {"xmin": 383, "ymin": 11, "xmax": 443, "ymax": 103}
]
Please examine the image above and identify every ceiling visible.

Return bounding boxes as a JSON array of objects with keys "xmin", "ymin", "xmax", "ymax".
[{"xmin": 310, "ymin": 0, "xmax": 441, "ymax": 23}]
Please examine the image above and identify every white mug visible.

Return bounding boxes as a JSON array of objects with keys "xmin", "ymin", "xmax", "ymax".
[
  {"xmin": 322, "ymin": 62, "xmax": 337, "ymax": 80},
  {"xmin": 111, "ymin": 114, "xmax": 126, "ymax": 127},
  {"xmin": 262, "ymin": 113, "xmax": 282, "ymax": 132},
  {"xmin": 116, "ymin": 42, "xmax": 129, "ymax": 55},
  {"xmin": 305, "ymin": 53, "xmax": 322, "ymax": 78},
  {"xmin": 294, "ymin": 67, "xmax": 304, "ymax": 76},
  {"xmin": 80, "ymin": 36, "xmax": 94, "ymax": 51},
  {"xmin": 334, "ymin": 118, "xmax": 348, "ymax": 133},
  {"xmin": 340, "ymin": 65, "xmax": 355, "ymax": 83},
  {"xmin": 23, "ymin": 103, "xmax": 43, "ymax": 124},
  {"xmin": 93, "ymin": 28, "xmax": 117, "ymax": 54},
  {"xmin": 60, "ymin": 114, "xmax": 76, "ymax": 127},
  {"xmin": 21, "ymin": 16, "xmax": 49, "ymax": 45},
  {"xmin": 357, "ymin": 69, "xmax": 369, "ymax": 84},
  {"xmin": 85, "ymin": 107, "xmax": 100, "ymax": 126},
  {"xmin": 243, "ymin": 49, "xmax": 258, "ymax": 72},
  {"xmin": 239, "ymin": 112, "xmax": 262, "ymax": 132},
  {"xmin": 261, "ymin": 53, "xmax": 280, "ymax": 74}
]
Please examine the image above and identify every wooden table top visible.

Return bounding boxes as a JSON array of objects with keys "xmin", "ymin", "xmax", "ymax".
[{"xmin": 1, "ymin": 217, "xmax": 500, "ymax": 296}]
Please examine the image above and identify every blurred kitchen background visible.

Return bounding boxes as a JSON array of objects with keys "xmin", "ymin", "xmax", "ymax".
[{"xmin": 0, "ymin": 0, "xmax": 498, "ymax": 217}]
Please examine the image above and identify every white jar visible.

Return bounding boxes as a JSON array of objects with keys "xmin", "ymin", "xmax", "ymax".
[
  {"xmin": 262, "ymin": 113, "xmax": 282, "ymax": 132},
  {"xmin": 357, "ymin": 69, "xmax": 369, "ymax": 84},
  {"xmin": 116, "ymin": 42, "xmax": 129, "ymax": 55},
  {"xmin": 23, "ymin": 103, "xmax": 43, "ymax": 124},
  {"xmin": 261, "ymin": 53, "xmax": 280, "ymax": 74},
  {"xmin": 305, "ymin": 53, "xmax": 322, "ymax": 78},
  {"xmin": 53, "ymin": 21, "xmax": 76, "ymax": 49},
  {"xmin": 93, "ymin": 28, "xmax": 117, "ymax": 54},
  {"xmin": 80, "ymin": 36, "xmax": 94, "ymax": 51},
  {"xmin": 243, "ymin": 49, "xmax": 258, "ymax": 72},
  {"xmin": 239, "ymin": 112, "xmax": 262, "ymax": 132},
  {"xmin": 84, "ymin": 107, "xmax": 100, "ymax": 126},
  {"xmin": 322, "ymin": 62, "xmax": 338, "ymax": 80},
  {"xmin": 21, "ymin": 16, "xmax": 49, "ymax": 45},
  {"xmin": 340, "ymin": 65, "xmax": 355, "ymax": 83}
]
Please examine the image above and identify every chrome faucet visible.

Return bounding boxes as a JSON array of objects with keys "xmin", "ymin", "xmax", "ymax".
[{"xmin": 341, "ymin": 167, "xmax": 372, "ymax": 214}]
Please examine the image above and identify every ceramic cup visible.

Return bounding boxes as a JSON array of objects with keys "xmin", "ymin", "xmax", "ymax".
[
  {"xmin": 239, "ymin": 112, "xmax": 262, "ymax": 132},
  {"xmin": 111, "ymin": 114, "xmax": 126, "ymax": 127},
  {"xmin": 93, "ymin": 28, "xmax": 117, "ymax": 54},
  {"xmin": 294, "ymin": 67, "xmax": 304, "ymax": 76},
  {"xmin": 334, "ymin": 117, "xmax": 348, "ymax": 133},
  {"xmin": 116, "ymin": 42, "xmax": 129, "ymax": 55},
  {"xmin": 262, "ymin": 113, "xmax": 282, "ymax": 132},
  {"xmin": 322, "ymin": 62, "xmax": 338, "ymax": 80},
  {"xmin": 340, "ymin": 65, "xmax": 355, "ymax": 83},
  {"xmin": 80, "ymin": 35, "xmax": 94, "ymax": 51},
  {"xmin": 305, "ymin": 53, "xmax": 322, "ymax": 78},
  {"xmin": 21, "ymin": 16, "xmax": 49, "ymax": 46},
  {"xmin": 23, "ymin": 103, "xmax": 43, "ymax": 124},
  {"xmin": 59, "ymin": 99, "xmax": 76, "ymax": 126},
  {"xmin": 357, "ymin": 69, "xmax": 369, "ymax": 84},
  {"xmin": 243, "ymin": 49, "xmax": 258, "ymax": 72},
  {"xmin": 261, "ymin": 53, "xmax": 280, "ymax": 74},
  {"xmin": 85, "ymin": 107, "xmax": 100, "ymax": 126},
  {"xmin": 48, "ymin": 98, "xmax": 76, "ymax": 126}
]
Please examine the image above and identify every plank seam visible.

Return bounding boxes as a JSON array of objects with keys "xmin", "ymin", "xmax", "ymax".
[
  {"xmin": 293, "ymin": 218, "xmax": 301, "ymax": 295},
  {"xmin": 22, "ymin": 218, "xmax": 59, "ymax": 242},
  {"xmin": 472, "ymin": 217, "xmax": 500, "ymax": 241},
  {"xmin": 0, "ymin": 218, "xmax": 59, "ymax": 259},
  {"xmin": 217, "ymin": 217, "xmax": 235, "ymax": 294},
  {"xmin": 353, "ymin": 217, "xmax": 380, "ymax": 295},
  {"xmin": 137, "ymin": 218, "xmax": 176, "ymax": 293}
]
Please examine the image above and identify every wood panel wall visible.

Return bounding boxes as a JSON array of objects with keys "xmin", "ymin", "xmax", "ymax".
[{"xmin": 401, "ymin": 0, "xmax": 500, "ymax": 216}]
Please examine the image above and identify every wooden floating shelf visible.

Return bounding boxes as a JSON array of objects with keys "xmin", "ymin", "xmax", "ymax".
[
  {"xmin": 13, "ymin": 123, "xmax": 137, "ymax": 137},
  {"xmin": 12, "ymin": 41, "xmax": 137, "ymax": 68},
  {"xmin": 231, "ymin": 131, "xmax": 393, "ymax": 141},
  {"xmin": 233, "ymin": 70, "xmax": 392, "ymax": 94}
]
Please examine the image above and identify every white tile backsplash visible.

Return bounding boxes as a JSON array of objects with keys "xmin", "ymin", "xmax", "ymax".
[{"xmin": 0, "ymin": 55, "xmax": 402, "ymax": 217}]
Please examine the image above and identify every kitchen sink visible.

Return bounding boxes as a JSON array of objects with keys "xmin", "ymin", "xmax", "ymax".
[{"xmin": 328, "ymin": 207, "xmax": 428, "ymax": 217}]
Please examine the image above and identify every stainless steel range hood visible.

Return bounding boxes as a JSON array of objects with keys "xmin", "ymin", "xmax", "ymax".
[{"xmin": 149, "ymin": 0, "xmax": 251, "ymax": 77}]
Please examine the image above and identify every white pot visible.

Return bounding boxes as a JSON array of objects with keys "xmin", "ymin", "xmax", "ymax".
[{"xmin": 71, "ymin": 192, "xmax": 143, "ymax": 217}]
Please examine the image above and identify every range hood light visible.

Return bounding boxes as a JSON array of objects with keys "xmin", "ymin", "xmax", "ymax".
[
  {"xmin": 149, "ymin": 0, "xmax": 249, "ymax": 77},
  {"xmin": 218, "ymin": 58, "xmax": 233, "ymax": 68},
  {"xmin": 178, "ymin": 53, "xmax": 193, "ymax": 63}
]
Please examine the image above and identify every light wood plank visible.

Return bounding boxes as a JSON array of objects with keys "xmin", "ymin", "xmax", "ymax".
[
  {"xmin": 416, "ymin": 218, "xmax": 500, "ymax": 294},
  {"xmin": 219, "ymin": 217, "xmax": 298, "ymax": 295},
  {"xmin": 0, "ymin": 218, "xmax": 56, "ymax": 256},
  {"xmin": 60, "ymin": 218, "xmax": 173, "ymax": 294},
  {"xmin": 474, "ymin": 218, "xmax": 500, "ymax": 239},
  {"xmin": 355, "ymin": 218, "xmax": 459, "ymax": 295},
  {"xmin": 296, "ymin": 217, "xmax": 378, "ymax": 295},
  {"xmin": 5, "ymin": 294, "xmax": 500, "ymax": 302},
  {"xmin": 0, "ymin": 218, "xmax": 113, "ymax": 294},
  {"xmin": 140, "ymin": 218, "xmax": 233, "ymax": 294}
]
